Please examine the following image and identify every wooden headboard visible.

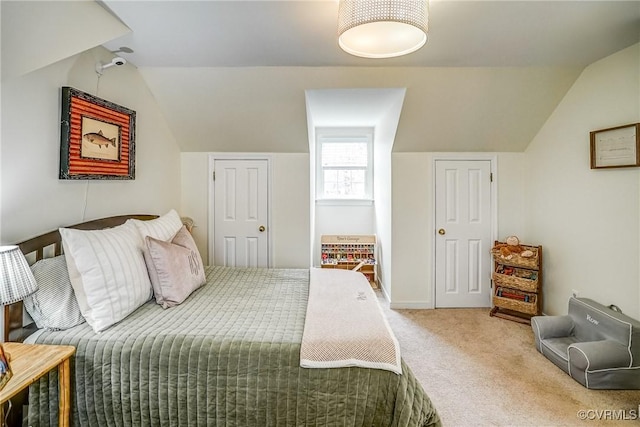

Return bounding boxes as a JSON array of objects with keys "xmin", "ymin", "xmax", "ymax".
[{"xmin": 5, "ymin": 214, "xmax": 158, "ymax": 342}]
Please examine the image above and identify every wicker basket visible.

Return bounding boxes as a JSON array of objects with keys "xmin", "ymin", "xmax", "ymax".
[
  {"xmin": 493, "ymin": 287, "xmax": 538, "ymax": 315},
  {"xmin": 492, "ymin": 271, "xmax": 539, "ymax": 293},
  {"xmin": 491, "ymin": 244, "xmax": 540, "ymax": 270}
]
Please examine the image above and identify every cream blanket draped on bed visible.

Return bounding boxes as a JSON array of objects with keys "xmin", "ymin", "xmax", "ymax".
[{"xmin": 300, "ymin": 268, "xmax": 402, "ymax": 374}]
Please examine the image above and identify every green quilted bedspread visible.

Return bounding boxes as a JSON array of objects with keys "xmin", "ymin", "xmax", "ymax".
[{"xmin": 29, "ymin": 266, "xmax": 441, "ymax": 426}]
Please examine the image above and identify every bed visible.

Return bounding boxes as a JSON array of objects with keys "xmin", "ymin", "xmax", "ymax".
[{"xmin": 7, "ymin": 213, "xmax": 441, "ymax": 426}]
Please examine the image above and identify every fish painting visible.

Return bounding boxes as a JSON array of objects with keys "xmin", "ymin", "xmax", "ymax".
[{"xmin": 83, "ymin": 130, "xmax": 116, "ymax": 148}]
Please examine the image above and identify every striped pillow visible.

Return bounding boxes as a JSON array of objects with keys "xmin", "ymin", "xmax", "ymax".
[
  {"xmin": 23, "ymin": 255, "xmax": 85, "ymax": 330},
  {"xmin": 128, "ymin": 209, "xmax": 183, "ymax": 242},
  {"xmin": 60, "ymin": 221, "xmax": 153, "ymax": 333}
]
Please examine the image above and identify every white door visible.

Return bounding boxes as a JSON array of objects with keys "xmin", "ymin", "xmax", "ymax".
[
  {"xmin": 213, "ymin": 159, "xmax": 269, "ymax": 267},
  {"xmin": 435, "ymin": 160, "xmax": 492, "ymax": 307}
]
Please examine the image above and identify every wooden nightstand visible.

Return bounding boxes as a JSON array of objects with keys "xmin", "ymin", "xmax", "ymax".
[{"xmin": 0, "ymin": 342, "xmax": 75, "ymax": 427}]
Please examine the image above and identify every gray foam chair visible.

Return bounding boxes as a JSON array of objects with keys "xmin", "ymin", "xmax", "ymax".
[{"xmin": 531, "ymin": 297, "xmax": 640, "ymax": 389}]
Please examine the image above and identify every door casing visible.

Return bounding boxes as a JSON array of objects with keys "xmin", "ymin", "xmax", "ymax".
[
  {"xmin": 431, "ymin": 154, "xmax": 498, "ymax": 309},
  {"xmin": 208, "ymin": 153, "xmax": 273, "ymax": 267}
]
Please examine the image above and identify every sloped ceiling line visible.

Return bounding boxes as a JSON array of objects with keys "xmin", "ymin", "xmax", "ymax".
[
  {"xmin": 1, "ymin": 1, "xmax": 130, "ymax": 80},
  {"xmin": 4, "ymin": 1, "xmax": 635, "ymax": 153}
]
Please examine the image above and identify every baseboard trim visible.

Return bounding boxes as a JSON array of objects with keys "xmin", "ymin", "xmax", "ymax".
[
  {"xmin": 378, "ymin": 282, "xmax": 390, "ymax": 301},
  {"xmin": 377, "ymin": 281, "xmax": 433, "ymax": 309},
  {"xmin": 390, "ymin": 301, "xmax": 433, "ymax": 309}
]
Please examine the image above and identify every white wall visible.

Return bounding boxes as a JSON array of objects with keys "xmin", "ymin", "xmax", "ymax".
[
  {"xmin": 496, "ymin": 153, "xmax": 527, "ymax": 239},
  {"xmin": 0, "ymin": 1, "xmax": 4, "ymax": 242},
  {"xmin": 392, "ymin": 153, "xmax": 433, "ymax": 307},
  {"xmin": 305, "ymin": 88, "xmax": 405, "ymax": 281},
  {"xmin": 387, "ymin": 44, "xmax": 639, "ymax": 315},
  {"xmin": 524, "ymin": 43, "xmax": 640, "ymax": 318},
  {"xmin": 1, "ymin": 1, "xmax": 129, "ymax": 80},
  {"xmin": 313, "ymin": 204, "xmax": 375, "ymax": 267},
  {"xmin": 0, "ymin": 48, "xmax": 182, "ymax": 244},
  {"xmin": 307, "ymin": 114, "xmax": 317, "ymax": 268},
  {"xmin": 180, "ymin": 152, "xmax": 310, "ymax": 268},
  {"xmin": 373, "ymin": 142, "xmax": 392, "ymax": 295},
  {"xmin": 141, "ymin": 66, "xmax": 581, "ymax": 154},
  {"xmin": 180, "ymin": 152, "xmax": 209, "ymax": 259},
  {"xmin": 272, "ymin": 153, "xmax": 311, "ymax": 268},
  {"xmin": 373, "ymin": 93, "xmax": 404, "ymax": 296},
  {"xmin": 390, "ymin": 152, "xmax": 527, "ymax": 308}
]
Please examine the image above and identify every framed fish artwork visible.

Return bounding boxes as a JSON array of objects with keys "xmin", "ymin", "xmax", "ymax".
[{"xmin": 59, "ymin": 87, "xmax": 136, "ymax": 180}]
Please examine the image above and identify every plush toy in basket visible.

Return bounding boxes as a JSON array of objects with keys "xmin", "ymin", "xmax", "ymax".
[{"xmin": 494, "ymin": 236, "xmax": 534, "ymax": 260}]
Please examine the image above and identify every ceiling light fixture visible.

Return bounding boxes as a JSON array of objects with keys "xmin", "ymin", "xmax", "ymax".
[{"xmin": 338, "ymin": 0, "xmax": 428, "ymax": 59}]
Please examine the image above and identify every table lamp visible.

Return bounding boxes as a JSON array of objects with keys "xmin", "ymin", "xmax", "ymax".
[{"xmin": 0, "ymin": 246, "xmax": 38, "ymax": 390}]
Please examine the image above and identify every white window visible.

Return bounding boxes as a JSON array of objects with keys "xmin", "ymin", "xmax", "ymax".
[{"xmin": 316, "ymin": 129, "xmax": 373, "ymax": 200}]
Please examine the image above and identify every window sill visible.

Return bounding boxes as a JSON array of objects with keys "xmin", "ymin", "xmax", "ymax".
[{"xmin": 315, "ymin": 199, "xmax": 374, "ymax": 206}]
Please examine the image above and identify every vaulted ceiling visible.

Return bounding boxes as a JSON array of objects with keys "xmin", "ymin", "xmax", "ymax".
[
  {"xmin": 100, "ymin": 1, "xmax": 640, "ymax": 68},
  {"xmin": 3, "ymin": 1, "xmax": 639, "ymax": 153}
]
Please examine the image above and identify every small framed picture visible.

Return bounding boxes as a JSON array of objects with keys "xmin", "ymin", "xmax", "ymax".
[
  {"xmin": 0, "ymin": 344, "xmax": 13, "ymax": 390},
  {"xmin": 590, "ymin": 123, "xmax": 640, "ymax": 169}
]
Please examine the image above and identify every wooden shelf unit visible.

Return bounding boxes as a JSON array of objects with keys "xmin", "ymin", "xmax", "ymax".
[
  {"xmin": 489, "ymin": 241, "xmax": 542, "ymax": 324},
  {"xmin": 320, "ymin": 235, "xmax": 377, "ymax": 287}
]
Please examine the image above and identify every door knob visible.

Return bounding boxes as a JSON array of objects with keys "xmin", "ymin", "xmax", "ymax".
[
  {"xmin": 438, "ymin": 228, "xmax": 446, "ymax": 235},
  {"xmin": 259, "ymin": 225, "xmax": 266, "ymax": 232}
]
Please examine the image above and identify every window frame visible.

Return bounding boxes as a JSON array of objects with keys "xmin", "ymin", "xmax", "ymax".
[{"xmin": 315, "ymin": 127, "xmax": 374, "ymax": 202}]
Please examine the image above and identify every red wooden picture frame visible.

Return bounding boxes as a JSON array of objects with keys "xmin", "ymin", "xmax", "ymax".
[{"xmin": 59, "ymin": 87, "xmax": 136, "ymax": 180}]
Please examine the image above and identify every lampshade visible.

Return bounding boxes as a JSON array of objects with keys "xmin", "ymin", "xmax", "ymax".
[
  {"xmin": 0, "ymin": 246, "xmax": 38, "ymax": 305},
  {"xmin": 338, "ymin": 0, "xmax": 428, "ymax": 59}
]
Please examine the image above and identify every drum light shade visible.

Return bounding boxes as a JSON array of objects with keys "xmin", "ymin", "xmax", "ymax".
[{"xmin": 338, "ymin": 0, "xmax": 428, "ymax": 58}]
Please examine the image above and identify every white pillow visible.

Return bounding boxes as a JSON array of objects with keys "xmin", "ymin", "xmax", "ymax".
[
  {"xmin": 60, "ymin": 221, "xmax": 153, "ymax": 333},
  {"xmin": 23, "ymin": 255, "xmax": 85, "ymax": 330},
  {"xmin": 128, "ymin": 209, "xmax": 183, "ymax": 242}
]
